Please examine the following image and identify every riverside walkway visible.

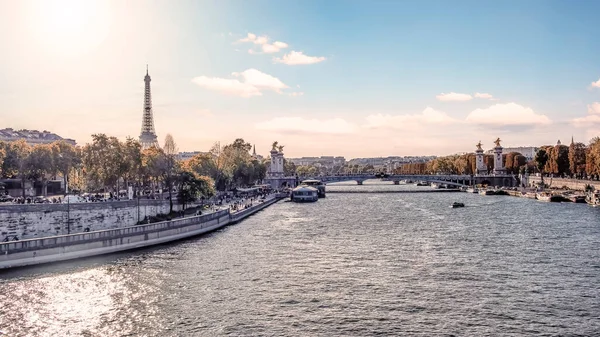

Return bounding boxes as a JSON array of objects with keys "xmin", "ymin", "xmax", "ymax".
[{"xmin": 0, "ymin": 193, "xmax": 286, "ymax": 269}]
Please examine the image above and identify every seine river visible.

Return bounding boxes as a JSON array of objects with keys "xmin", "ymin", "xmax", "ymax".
[{"xmin": 1, "ymin": 182, "xmax": 600, "ymax": 336}]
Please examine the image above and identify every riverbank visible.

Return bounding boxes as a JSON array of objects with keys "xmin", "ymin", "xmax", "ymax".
[{"xmin": 0, "ymin": 194, "xmax": 285, "ymax": 269}]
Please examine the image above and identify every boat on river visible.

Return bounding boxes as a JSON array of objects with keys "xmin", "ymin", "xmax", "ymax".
[
  {"xmin": 451, "ymin": 202, "xmax": 465, "ymax": 208},
  {"xmin": 290, "ymin": 186, "xmax": 319, "ymax": 202},
  {"xmin": 585, "ymin": 191, "xmax": 600, "ymax": 207},
  {"xmin": 466, "ymin": 187, "xmax": 478, "ymax": 193},
  {"xmin": 300, "ymin": 179, "xmax": 326, "ymax": 197},
  {"xmin": 479, "ymin": 189, "xmax": 495, "ymax": 195},
  {"xmin": 536, "ymin": 192, "xmax": 552, "ymax": 202}
]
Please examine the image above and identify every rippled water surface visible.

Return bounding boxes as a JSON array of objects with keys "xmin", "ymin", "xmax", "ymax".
[{"xmin": 2, "ymin": 182, "xmax": 600, "ymax": 336}]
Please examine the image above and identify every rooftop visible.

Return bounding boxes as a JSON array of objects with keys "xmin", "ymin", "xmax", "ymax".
[{"xmin": 0, "ymin": 128, "xmax": 76, "ymax": 145}]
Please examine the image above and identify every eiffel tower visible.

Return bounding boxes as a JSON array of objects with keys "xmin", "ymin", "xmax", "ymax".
[{"xmin": 139, "ymin": 65, "xmax": 159, "ymax": 149}]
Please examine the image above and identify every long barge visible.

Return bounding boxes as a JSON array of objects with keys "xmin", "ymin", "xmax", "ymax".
[{"xmin": 0, "ymin": 195, "xmax": 284, "ymax": 269}]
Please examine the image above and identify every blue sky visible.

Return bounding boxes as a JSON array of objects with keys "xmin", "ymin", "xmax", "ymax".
[{"xmin": 1, "ymin": 0, "xmax": 600, "ymax": 157}]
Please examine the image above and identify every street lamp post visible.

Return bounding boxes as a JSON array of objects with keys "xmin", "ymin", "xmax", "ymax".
[{"xmin": 67, "ymin": 194, "xmax": 70, "ymax": 235}]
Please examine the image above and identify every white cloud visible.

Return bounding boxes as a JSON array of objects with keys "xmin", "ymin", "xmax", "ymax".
[
  {"xmin": 237, "ymin": 32, "xmax": 289, "ymax": 54},
  {"xmin": 436, "ymin": 92, "xmax": 473, "ymax": 102},
  {"xmin": 192, "ymin": 68, "xmax": 288, "ymax": 97},
  {"xmin": 466, "ymin": 102, "xmax": 551, "ymax": 126},
  {"xmin": 255, "ymin": 117, "xmax": 355, "ymax": 134},
  {"xmin": 589, "ymin": 102, "xmax": 600, "ymax": 115},
  {"xmin": 288, "ymin": 92, "xmax": 304, "ymax": 97},
  {"xmin": 274, "ymin": 51, "xmax": 326, "ymax": 65},
  {"xmin": 232, "ymin": 68, "xmax": 288, "ymax": 92},
  {"xmin": 273, "ymin": 41, "xmax": 288, "ymax": 48},
  {"xmin": 255, "ymin": 36, "xmax": 268, "ymax": 45},
  {"xmin": 365, "ymin": 107, "xmax": 457, "ymax": 129},
  {"xmin": 238, "ymin": 33, "xmax": 257, "ymax": 43},
  {"xmin": 572, "ymin": 102, "xmax": 600, "ymax": 127},
  {"xmin": 261, "ymin": 43, "xmax": 282, "ymax": 53},
  {"xmin": 474, "ymin": 92, "xmax": 497, "ymax": 100},
  {"xmin": 591, "ymin": 78, "xmax": 600, "ymax": 88}
]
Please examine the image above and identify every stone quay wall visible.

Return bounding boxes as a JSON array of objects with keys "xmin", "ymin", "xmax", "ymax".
[
  {"xmin": 0, "ymin": 196, "xmax": 283, "ymax": 269},
  {"xmin": 0, "ymin": 200, "xmax": 185, "ymax": 241},
  {"xmin": 527, "ymin": 176, "xmax": 597, "ymax": 191}
]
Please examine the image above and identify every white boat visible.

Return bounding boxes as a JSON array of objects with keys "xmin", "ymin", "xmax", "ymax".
[
  {"xmin": 466, "ymin": 187, "xmax": 478, "ymax": 193},
  {"xmin": 536, "ymin": 193, "xmax": 552, "ymax": 202},
  {"xmin": 585, "ymin": 191, "xmax": 600, "ymax": 206},
  {"xmin": 479, "ymin": 189, "xmax": 495, "ymax": 195},
  {"xmin": 290, "ymin": 186, "xmax": 318, "ymax": 202},
  {"xmin": 431, "ymin": 182, "xmax": 440, "ymax": 189},
  {"xmin": 300, "ymin": 179, "xmax": 326, "ymax": 197}
]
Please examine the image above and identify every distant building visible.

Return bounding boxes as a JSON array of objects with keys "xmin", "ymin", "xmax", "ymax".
[
  {"xmin": 0, "ymin": 128, "xmax": 76, "ymax": 146},
  {"xmin": 287, "ymin": 156, "xmax": 346, "ymax": 169},
  {"xmin": 177, "ymin": 151, "xmax": 208, "ymax": 161},
  {"xmin": 251, "ymin": 144, "xmax": 264, "ymax": 161},
  {"xmin": 486, "ymin": 146, "xmax": 538, "ymax": 161},
  {"xmin": 348, "ymin": 156, "xmax": 436, "ymax": 168}
]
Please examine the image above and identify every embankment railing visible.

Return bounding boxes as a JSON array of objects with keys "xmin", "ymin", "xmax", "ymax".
[{"xmin": 1, "ymin": 209, "xmax": 230, "ymax": 254}]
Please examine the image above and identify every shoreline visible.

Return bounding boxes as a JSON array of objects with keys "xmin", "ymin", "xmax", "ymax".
[{"xmin": 0, "ymin": 194, "xmax": 285, "ymax": 270}]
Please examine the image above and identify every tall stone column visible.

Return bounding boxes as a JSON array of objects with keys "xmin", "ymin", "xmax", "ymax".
[
  {"xmin": 492, "ymin": 138, "xmax": 506, "ymax": 175},
  {"xmin": 270, "ymin": 149, "xmax": 279, "ymax": 177},
  {"xmin": 475, "ymin": 141, "xmax": 487, "ymax": 175}
]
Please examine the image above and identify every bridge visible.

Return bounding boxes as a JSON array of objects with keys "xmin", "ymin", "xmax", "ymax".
[{"xmin": 298, "ymin": 174, "xmax": 517, "ymax": 187}]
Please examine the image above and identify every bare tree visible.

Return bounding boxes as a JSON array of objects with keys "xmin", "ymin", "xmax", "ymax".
[{"xmin": 163, "ymin": 134, "xmax": 179, "ymax": 212}]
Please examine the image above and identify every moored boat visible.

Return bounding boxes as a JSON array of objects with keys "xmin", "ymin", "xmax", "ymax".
[
  {"xmin": 466, "ymin": 187, "xmax": 478, "ymax": 193},
  {"xmin": 570, "ymin": 195, "xmax": 587, "ymax": 203},
  {"xmin": 290, "ymin": 186, "xmax": 319, "ymax": 202},
  {"xmin": 300, "ymin": 179, "xmax": 326, "ymax": 197},
  {"xmin": 585, "ymin": 191, "xmax": 600, "ymax": 207},
  {"xmin": 479, "ymin": 189, "xmax": 495, "ymax": 195},
  {"xmin": 536, "ymin": 192, "xmax": 552, "ymax": 202}
]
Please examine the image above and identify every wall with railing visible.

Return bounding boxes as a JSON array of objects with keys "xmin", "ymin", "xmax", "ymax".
[
  {"xmin": 0, "ymin": 209, "xmax": 231, "ymax": 269},
  {"xmin": 0, "ymin": 195, "xmax": 285, "ymax": 269},
  {"xmin": 0, "ymin": 199, "xmax": 188, "ymax": 241},
  {"xmin": 229, "ymin": 197, "xmax": 281, "ymax": 223}
]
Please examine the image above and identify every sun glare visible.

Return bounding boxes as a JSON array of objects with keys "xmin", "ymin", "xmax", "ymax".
[{"xmin": 29, "ymin": 0, "xmax": 111, "ymax": 56}]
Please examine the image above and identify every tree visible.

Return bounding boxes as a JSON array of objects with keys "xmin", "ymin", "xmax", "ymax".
[
  {"xmin": 26, "ymin": 144, "xmax": 55, "ymax": 196},
  {"xmin": 53, "ymin": 141, "xmax": 81, "ymax": 194},
  {"xmin": 547, "ymin": 144, "xmax": 569, "ymax": 176},
  {"xmin": 186, "ymin": 152, "xmax": 218, "ymax": 179},
  {"xmin": 163, "ymin": 134, "xmax": 179, "ymax": 213},
  {"xmin": 2, "ymin": 140, "xmax": 31, "ymax": 197},
  {"xmin": 0, "ymin": 142, "xmax": 5, "ymax": 178},
  {"xmin": 283, "ymin": 158, "xmax": 296, "ymax": 176},
  {"xmin": 122, "ymin": 138, "xmax": 143, "ymax": 194},
  {"xmin": 142, "ymin": 146, "xmax": 167, "ymax": 195},
  {"xmin": 177, "ymin": 171, "xmax": 215, "ymax": 211},
  {"xmin": 587, "ymin": 137, "xmax": 600, "ymax": 178},
  {"xmin": 535, "ymin": 148, "xmax": 549, "ymax": 186},
  {"xmin": 82, "ymin": 134, "xmax": 126, "ymax": 193},
  {"xmin": 569, "ymin": 141, "xmax": 587, "ymax": 178}
]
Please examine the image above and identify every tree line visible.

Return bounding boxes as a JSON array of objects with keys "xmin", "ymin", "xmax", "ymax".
[
  {"xmin": 0, "ymin": 135, "xmax": 270, "ymax": 211},
  {"xmin": 396, "ymin": 137, "xmax": 600, "ymax": 179}
]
